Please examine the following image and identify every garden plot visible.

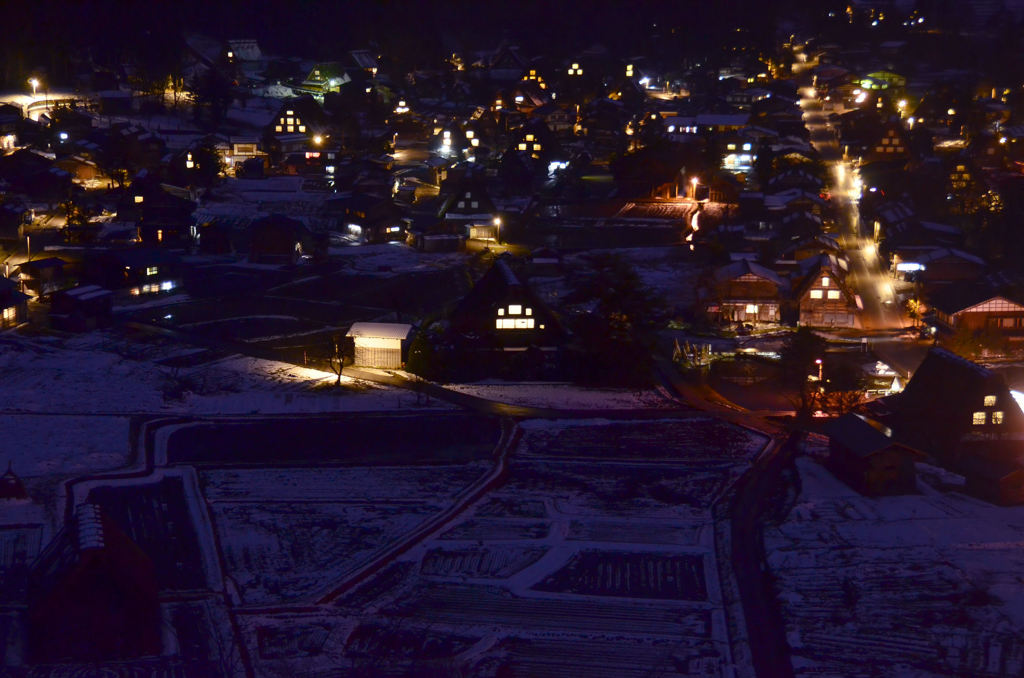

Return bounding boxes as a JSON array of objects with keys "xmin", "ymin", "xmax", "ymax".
[
  {"xmin": 202, "ymin": 464, "xmax": 490, "ymax": 605},
  {"xmin": 518, "ymin": 417, "xmax": 767, "ymax": 463},
  {"xmin": 234, "ymin": 416, "xmax": 748, "ymax": 677},
  {"xmin": 532, "ymin": 550, "xmax": 707, "ymax": 601},
  {"xmin": 421, "ymin": 546, "xmax": 548, "ymax": 579},
  {"xmin": 766, "ymin": 456, "xmax": 1024, "ymax": 677},
  {"xmin": 444, "ymin": 383, "xmax": 676, "ymax": 410}
]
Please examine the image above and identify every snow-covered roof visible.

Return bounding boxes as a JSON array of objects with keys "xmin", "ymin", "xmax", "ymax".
[{"xmin": 346, "ymin": 322, "xmax": 413, "ymax": 340}]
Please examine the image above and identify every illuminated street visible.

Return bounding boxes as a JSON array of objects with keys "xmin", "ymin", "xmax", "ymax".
[{"xmin": 800, "ymin": 88, "xmax": 907, "ymax": 331}]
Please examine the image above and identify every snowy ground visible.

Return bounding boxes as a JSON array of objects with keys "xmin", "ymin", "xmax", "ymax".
[
  {"xmin": 444, "ymin": 382, "xmax": 676, "ymax": 410},
  {"xmin": 0, "ymin": 331, "xmax": 450, "ymax": 531},
  {"xmin": 235, "ymin": 417, "xmax": 769, "ymax": 677},
  {"xmin": 202, "ymin": 464, "xmax": 490, "ymax": 605},
  {"xmin": 766, "ymin": 455, "xmax": 1024, "ymax": 677}
]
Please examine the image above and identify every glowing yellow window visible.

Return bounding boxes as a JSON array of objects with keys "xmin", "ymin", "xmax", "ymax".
[
  {"xmin": 827, "ymin": 290, "xmax": 840, "ymax": 300},
  {"xmin": 508, "ymin": 305, "xmax": 522, "ymax": 315},
  {"xmin": 821, "ymin": 276, "xmax": 830, "ymax": 287},
  {"xmin": 810, "ymin": 290, "xmax": 823, "ymax": 299},
  {"xmin": 298, "ymin": 125, "xmax": 306, "ymax": 132},
  {"xmin": 973, "ymin": 411, "xmax": 987, "ymax": 425},
  {"xmin": 276, "ymin": 125, "xmax": 283, "ymax": 132},
  {"xmin": 134, "ymin": 195, "xmax": 144, "ymax": 204},
  {"xmin": 287, "ymin": 126, "xmax": 294, "ymax": 132},
  {"xmin": 518, "ymin": 143, "xmax": 527, "ymax": 151},
  {"xmin": 984, "ymin": 395, "xmax": 997, "ymax": 407},
  {"xmin": 745, "ymin": 304, "xmax": 758, "ymax": 315},
  {"xmin": 287, "ymin": 118, "xmax": 294, "ymax": 125},
  {"xmin": 993, "ymin": 411, "xmax": 1005, "ymax": 424},
  {"xmin": 526, "ymin": 134, "xmax": 534, "ymax": 141}
]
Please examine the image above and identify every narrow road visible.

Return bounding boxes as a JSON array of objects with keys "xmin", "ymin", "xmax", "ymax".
[{"xmin": 798, "ymin": 88, "xmax": 906, "ymax": 331}]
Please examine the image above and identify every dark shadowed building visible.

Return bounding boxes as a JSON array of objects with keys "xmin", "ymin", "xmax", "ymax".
[
  {"xmin": 28, "ymin": 504, "xmax": 161, "ymax": 662},
  {"xmin": 824, "ymin": 413, "xmax": 924, "ymax": 495}
]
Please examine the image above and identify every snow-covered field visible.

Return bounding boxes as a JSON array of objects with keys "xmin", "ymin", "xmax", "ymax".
[
  {"xmin": 0, "ymin": 333, "xmax": 432, "ymax": 416},
  {"xmin": 201, "ymin": 464, "xmax": 490, "ymax": 605},
  {"xmin": 444, "ymin": 382, "xmax": 676, "ymax": 409},
  {"xmin": 233, "ymin": 417, "xmax": 769, "ymax": 677},
  {"xmin": 767, "ymin": 455, "xmax": 1024, "ymax": 677}
]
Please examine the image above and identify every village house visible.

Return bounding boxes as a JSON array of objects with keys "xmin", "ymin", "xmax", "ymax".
[
  {"xmin": 701, "ymin": 259, "xmax": 787, "ymax": 327},
  {"xmin": 439, "ymin": 179, "xmax": 500, "ymax": 243},
  {"xmin": 16, "ymin": 257, "xmax": 70, "ymax": 298},
  {"xmin": 892, "ymin": 347, "xmax": 1024, "ymax": 465},
  {"xmin": 795, "ymin": 254, "xmax": 861, "ymax": 328},
  {"xmin": 824, "ymin": 413, "xmax": 924, "ymax": 495},
  {"xmin": 324, "ymin": 193, "xmax": 407, "ymax": 244},
  {"xmin": 82, "ymin": 248, "xmax": 182, "ymax": 297},
  {"xmin": 49, "ymin": 284, "xmax": 114, "ymax": 332},
  {"xmin": 248, "ymin": 214, "xmax": 327, "ymax": 264},
  {"xmin": 448, "ymin": 257, "xmax": 566, "ymax": 376},
  {"xmin": 929, "ymin": 286, "xmax": 1024, "ymax": 339},
  {"xmin": 0, "ymin": 276, "xmax": 29, "ymax": 328}
]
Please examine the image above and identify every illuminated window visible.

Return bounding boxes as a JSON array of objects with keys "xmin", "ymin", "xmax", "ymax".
[
  {"xmin": 471, "ymin": 138, "xmax": 479, "ymax": 147},
  {"xmin": 745, "ymin": 304, "xmax": 758, "ymax": 315},
  {"xmin": 526, "ymin": 134, "xmax": 534, "ymax": 142},
  {"xmin": 984, "ymin": 395, "xmax": 997, "ymax": 407},
  {"xmin": 471, "ymin": 201, "xmax": 478, "ymax": 208},
  {"xmin": 156, "ymin": 229, "xmax": 163, "ymax": 242},
  {"xmin": 533, "ymin": 143, "xmax": 541, "ymax": 151},
  {"xmin": 973, "ymin": 411, "xmax": 987, "ymax": 425},
  {"xmin": 146, "ymin": 266, "xmax": 158, "ymax": 276},
  {"xmin": 993, "ymin": 411, "xmax": 1005, "ymax": 424},
  {"xmin": 134, "ymin": 195, "xmax": 144, "ymax": 204},
  {"xmin": 525, "ymin": 308, "xmax": 532, "ymax": 316},
  {"xmin": 287, "ymin": 126, "xmax": 294, "ymax": 132},
  {"xmin": 298, "ymin": 125, "xmax": 306, "ymax": 133},
  {"xmin": 497, "ymin": 308, "xmax": 504, "ymax": 316},
  {"xmin": 827, "ymin": 290, "xmax": 840, "ymax": 300},
  {"xmin": 509, "ymin": 305, "xmax": 522, "ymax": 315},
  {"xmin": 2, "ymin": 307, "xmax": 15, "ymax": 322},
  {"xmin": 821, "ymin": 277, "xmax": 830, "ymax": 287},
  {"xmin": 518, "ymin": 143, "xmax": 527, "ymax": 151},
  {"xmin": 276, "ymin": 125, "xmax": 282, "ymax": 132},
  {"xmin": 287, "ymin": 118, "xmax": 294, "ymax": 125},
  {"xmin": 727, "ymin": 143, "xmax": 736, "ymax": 150},
  {"xmin": 810, "ymin": 290, "xmax": 823, "ymax": 299}
]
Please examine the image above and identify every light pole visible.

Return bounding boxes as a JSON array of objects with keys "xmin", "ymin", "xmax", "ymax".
[
  {"xmin": 690, "ymin": 176, "xmax": 699, "ymax": 200},
  {"xmin": 28, "ymin": 78, "xmax": 38, "ymax": 96}
]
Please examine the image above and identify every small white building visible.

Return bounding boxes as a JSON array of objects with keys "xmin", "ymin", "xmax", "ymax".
[{"xmin": 346, "ymin": 322, "xmax": 413, "ymax": 369}]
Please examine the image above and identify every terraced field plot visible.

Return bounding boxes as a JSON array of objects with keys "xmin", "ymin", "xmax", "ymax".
[
  {"xmin": 519, "ymin": 417, "xmax": 767, "ymax": 462},
  {"xmin": 202, "ymin": 464, "xmax": 491, "ymax": 605},
  {"xmin": 421, "ymin": 546, "xmax": 548, "ymax": 578},
  {"xmin": 532, "ymin": 550, "xmax": 707, "ymax": 601}
]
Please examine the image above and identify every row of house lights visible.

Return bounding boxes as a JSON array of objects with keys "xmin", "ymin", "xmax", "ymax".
[{"xmin": 567, "ymin": 63, "xmax": 583, "ymax": 76}]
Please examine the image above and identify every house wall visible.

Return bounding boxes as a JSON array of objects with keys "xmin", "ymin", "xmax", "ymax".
[{"xmin": 828, "ymin": 444, "xmax": 916, "ymax": 496}]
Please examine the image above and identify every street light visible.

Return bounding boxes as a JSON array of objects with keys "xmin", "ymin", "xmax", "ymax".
[
  {"xmin": 690, "ymin": 176, "xmax": 699, "ymax": 199},
  {"xmin": 28, "ymin": 78, "xmax": 39, "ymax": 96},
  {"xmin": 815, "ymin": 358, "xmax": 823, "ymax": 381}
]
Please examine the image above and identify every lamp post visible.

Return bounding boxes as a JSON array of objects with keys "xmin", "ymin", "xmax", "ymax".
[
  {"xmin": 28, "ymin": 78, "xmax": 38, "ymax": 96},
  {"xmin": 690, "ymin": 176, "xmax": 699, "ymax": 200}
]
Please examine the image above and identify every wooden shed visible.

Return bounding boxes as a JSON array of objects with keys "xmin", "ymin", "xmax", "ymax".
[
  {"xmin": 824, "ymin": 413, "xmax": 925, "ymax": 496},
  {"xmin": 346, "ymin": 322, "xmax": 413, "ymax": 369}
]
